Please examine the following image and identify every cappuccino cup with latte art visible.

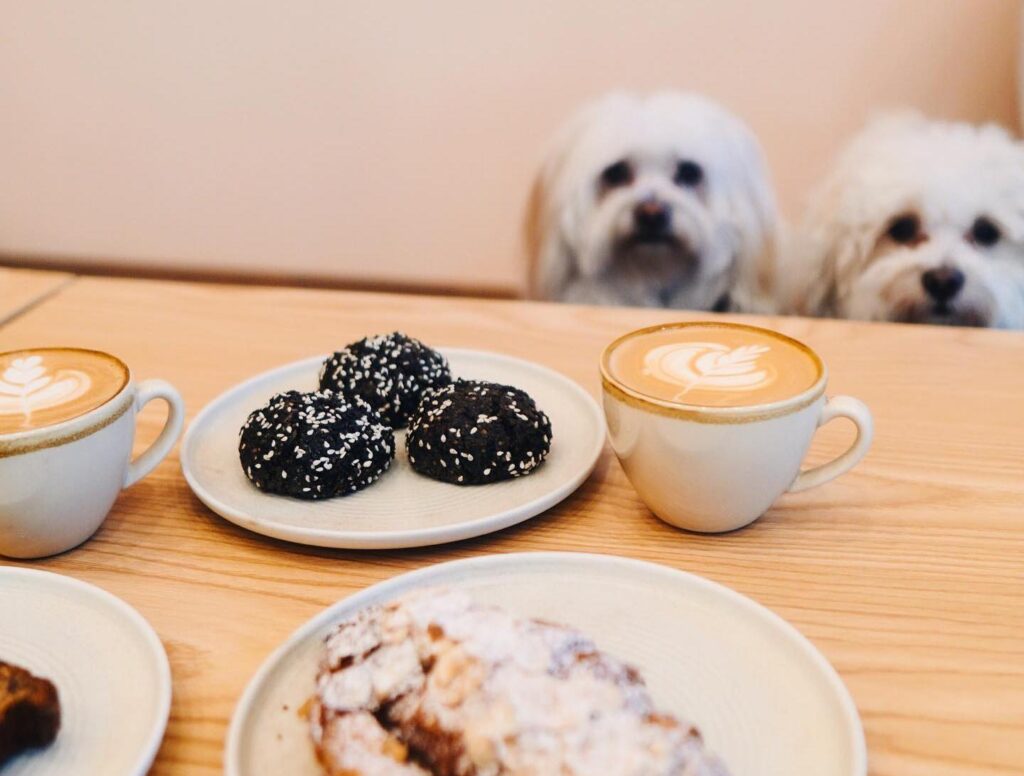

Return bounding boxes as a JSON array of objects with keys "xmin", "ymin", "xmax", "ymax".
[
  {"xmin": 601, "ymin": 322, "xmax": 873, "ymax": 532},
  {"xmin": 0, "ymin": 347, "xmax": 184, "ymax": 558}
]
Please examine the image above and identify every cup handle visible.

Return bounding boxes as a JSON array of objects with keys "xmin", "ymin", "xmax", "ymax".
[
  {"xmin": 787, "ymin": 395, "xmax": 873, "ymax": 493},
  {"xmin": 124, "ymin": 379, "xmax": 185, "ymax": 488}
]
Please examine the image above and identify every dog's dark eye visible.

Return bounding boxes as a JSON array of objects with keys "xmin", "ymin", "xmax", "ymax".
[
  {"xmin": 887, "ymin": 213, "xmax": 921, "ymax": 244},
  {"xmin": 674, "ymin": 160, "xmax": 704, "ymax": 187},
  {"xmin": 600, "ymin": 160, "xmax": 633, "ymax": 188},
  {"xmin": 970, "ymin": 216, "xmax": 1001, "ymax": 247}
]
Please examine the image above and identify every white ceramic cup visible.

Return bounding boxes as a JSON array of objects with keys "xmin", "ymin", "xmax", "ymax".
[
  {"xmin": 0, "ymin": 351, "xmax": 184, "ymax": 558},
  {"xmin": 601, "ymin": 322, "xmax": 873, "ymax": 533}
]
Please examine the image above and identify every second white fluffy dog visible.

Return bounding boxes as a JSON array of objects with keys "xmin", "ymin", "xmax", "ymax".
[
  {"xmin": 526, "ymin": 92, "xmax": 779, "ymax": 312},
  {"xmin": 785, "ymin": 113, "xmax": 1024, "ymax": 328}
]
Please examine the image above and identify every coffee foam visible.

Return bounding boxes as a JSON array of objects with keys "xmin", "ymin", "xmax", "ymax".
[
  {"xmin": 606, "ymin": 324, "xmax": 821, "ymax": 408},
  {"xmin": 0, "ymin": 349, "xmax": 129, "ymax": 435}
]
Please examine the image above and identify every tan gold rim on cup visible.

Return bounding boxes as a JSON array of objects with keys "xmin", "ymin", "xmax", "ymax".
[
  {"xmin": 0, "ymin": 347, "xmax": 133, "ymax": 458},
  {"xmin": 600, "ymin": 321, "xmax": 828, "ymax": 424}
]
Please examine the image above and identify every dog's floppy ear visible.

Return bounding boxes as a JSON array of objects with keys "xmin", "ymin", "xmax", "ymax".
[
  {"xmin": 525, "ymin": 95, "xmax": 627, "ymax": 300},
  {"xmin": 787, "ymin": 206, "xmax": 841, "ymax": 316},
  {"xmin": 785, "ymin": 177, "xmax": 873, "ymax": 317},
  {"xmin": 710, "ymin": 113, "xmax": 781, "ymax": 313},
  {"xmin": 524, "ymin": 109, "xmax": 589, "ymax": 300},
  {"xmin": 524, "ymin": 163, "xmax": 574, "ymax": 300},
  {"xmin": 982, "ymin": 125, "xmax": 1024, "ymax": 242}
]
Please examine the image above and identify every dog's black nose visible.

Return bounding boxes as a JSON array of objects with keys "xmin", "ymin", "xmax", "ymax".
[
  {"xmin": 921, "ymin": 267, "xmax": 965, "ymax": 302},
  {"xmin": 633, "ymin": 199, "xmax": 670, "ymax": 233}
]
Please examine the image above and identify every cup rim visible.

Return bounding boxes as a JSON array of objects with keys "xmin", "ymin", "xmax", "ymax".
[
  {"xmin": 0, "ymin": 347, "xmax": 134, "ymax": 457},
  {"xmin": 600, "ymin": 321, "xmax": 828, "ymax": 423}
]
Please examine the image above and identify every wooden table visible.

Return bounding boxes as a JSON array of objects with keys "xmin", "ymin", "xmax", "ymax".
[
  {"xmin": 1, "ymin": 275, "xmax": 1022, "ymax": 776},
  {"xmin": 0, "ymin": 267, "xmax": 72, "ymax": 325}
]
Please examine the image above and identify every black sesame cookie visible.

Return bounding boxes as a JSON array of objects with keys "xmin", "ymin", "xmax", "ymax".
[
  {"xmin": 319, "ymin": 332, "xmax": 451, "ymax": 429},
  {"xmin": 406, "ymin": 380, "xmax": 552, "ymax": 485},
  {"xmin": 239, "ymin": 390, "xmax": 395, "ymax": 500}
]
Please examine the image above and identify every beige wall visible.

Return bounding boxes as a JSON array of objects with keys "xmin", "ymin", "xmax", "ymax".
[{"xmin": 1, "ymin": 0, "xmax": 1018, "ymax": 294}]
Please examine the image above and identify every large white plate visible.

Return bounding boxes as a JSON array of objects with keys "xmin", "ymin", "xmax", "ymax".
[
  {"xmin": 0, "ymin": 568, "xmax": 171, "ymax": 776},
  {"xmin": 226, "ymin": 552, "xmax": 866, "ymax": 776},
  {"xmin": 181, "ymin": 349, "xmax": 604, "ymax": 549}
]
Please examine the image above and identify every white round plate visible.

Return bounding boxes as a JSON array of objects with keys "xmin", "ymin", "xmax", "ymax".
[
  {"xmin": 181, "ymin": 349, "xmax": 604, "ymax": 549},
  {"xmin": 0, "ymin": 568, "xmax": 171, "ymax": 776},
  {"xmin": 226, "ymin": 552, "xmax": 866, "ymax": 776}
]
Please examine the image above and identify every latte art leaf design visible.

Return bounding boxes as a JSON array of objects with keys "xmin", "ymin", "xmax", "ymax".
[
  {"xmin": 0, "ymin": 355, "xmax": 91, "ymax": 427},
  {"xmin": 643, "ymin": 342, "xmax": 774, "ymax": 399}
]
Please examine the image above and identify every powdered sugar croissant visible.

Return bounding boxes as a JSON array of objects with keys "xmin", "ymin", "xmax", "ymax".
[{"xmin": 310, "ymin": 588, "xmax": 729, "ymax": 775}]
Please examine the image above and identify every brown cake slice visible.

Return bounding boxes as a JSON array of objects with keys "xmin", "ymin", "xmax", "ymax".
[
  {"xmin": 0, "ymin": 661, "xmax": 60, "ymax": 766},
  {"xmin": 310, "ymin": 588, "xmax": 729, "ymax": 776}
]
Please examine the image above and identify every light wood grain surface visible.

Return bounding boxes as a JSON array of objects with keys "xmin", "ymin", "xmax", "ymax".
[
  {"xmin": 1, "ymin": 276, "xmax": 1022, "ymax": 776},
  {"xmin": 0, "ymin": 267, "xmax": 73, "ymax": 325}
]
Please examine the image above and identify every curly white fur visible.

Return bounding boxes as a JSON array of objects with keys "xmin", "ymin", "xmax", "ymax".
[
  {"xmin": 525, "ymin": 92, "xmax": 779, "ymax": 312},
  {"xmin": 784, "ymin": 113, "xmax": 1024, "ymax": 328}
]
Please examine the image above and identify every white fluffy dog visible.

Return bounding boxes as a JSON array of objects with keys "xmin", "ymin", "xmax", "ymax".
[
  {"xmin": 785, "ymin": 113, "xmax": 1024, "ymax": 328},
  {"xmin": 525, "ymin": 92, "xmax": 779, "ymax": 312}
]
